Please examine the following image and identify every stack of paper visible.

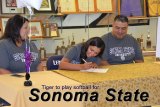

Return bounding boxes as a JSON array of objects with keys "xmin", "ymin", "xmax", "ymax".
[{"xmin": 80, "ymin": 68, "xmax": 108, "ymax": 73}]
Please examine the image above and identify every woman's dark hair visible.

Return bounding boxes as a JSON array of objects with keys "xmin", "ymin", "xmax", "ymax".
[
  {"xmin": 80, "ymin": 37, "xmax": 105, "ymax": 64},
  {"xmin": 2, "ymin": 14, "xmax": 29, "ymax": 45}
]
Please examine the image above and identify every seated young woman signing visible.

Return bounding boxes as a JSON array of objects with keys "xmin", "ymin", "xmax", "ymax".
[{"xmin": 59, "ymin": 37, "xmax": 105, "ymax": 70}]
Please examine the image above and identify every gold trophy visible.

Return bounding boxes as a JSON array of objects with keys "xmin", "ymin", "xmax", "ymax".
[
  {"xmin": 55, "ymin": 46, "xmax": 61, "ymax": 55},
  {"xmin": 146, "ymin": 31, "xmax": 151, "ymax": 49},
  {"xmin": 71, "ymin": 33, "xmax": 75, "ymax": 46},
  {"xmin": 60, "ymin": 41, "xmax": 67, "ymax": 55},
  {"xmin": 66, "ymin": 37, "xmax": 71, "ymax": 51},
  {"xmin": 39, "ymin": 43, "xmax": 46, "ymax": 60},
  {"xmin": 45, "ymin": 20, "xmax": 50, "ymax": 37}
]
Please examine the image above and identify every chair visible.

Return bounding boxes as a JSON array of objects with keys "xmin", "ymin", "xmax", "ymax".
[{"xmin": 46, "ymin": 55, "xmax": 63, "ymax": 70}]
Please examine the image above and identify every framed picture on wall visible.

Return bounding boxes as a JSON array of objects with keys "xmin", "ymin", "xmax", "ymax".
[
  {"xmin": 77, "ymin": 0, "xmax": 95, "ymax": 13},
  {"xmin": 118, "ymin": 0, "xmax": 147, "ymax": 18},
  {"xmin": 34, "ymin": 0, "xmax": 55, "ymax": 13},
  {"xmin": 0, "ymin": 0, "xmax": 25, "ymax": 14},
  {"xmin": 50, "ymin": 23, "xmax": 59, "ymax": 37},
  {"xmin": 95, "ymin": 0, "xmax": 115, "ymax": 13},
  {"xmin": 6, "ymin": 0, "xmax": 17, "ymax": 7},
  {"xmin": 58, "ymin": 0, "xmax": 77, "ymax": 14},
  {"xmin": 0, "ymin": 17, "xmax": 9, "ymax": 33},
  {"xmin": 29, "ymin": 20, "xmax": 44, "ymax": 38}
]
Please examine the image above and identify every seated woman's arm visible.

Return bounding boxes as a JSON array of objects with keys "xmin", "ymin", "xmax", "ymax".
[
  {"xmin": 100, "ymin": 60, "xmax": 110, "ymax": 66},
  {"xmin": 0, "ymin": 68, "xmax": 11, "ymax": 74},
  {"xmin": 37, "ymin": 62, "xmax": 44, "ymax": 71},
  {"xmin": 135, "ymin": 59, "xmax": 144, "ymax": 63},
  {"xmin": 59, "ymin": 57, "xmax": 96, "ymax": 71}
]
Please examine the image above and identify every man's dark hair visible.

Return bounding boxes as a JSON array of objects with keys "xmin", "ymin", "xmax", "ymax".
[{"xmin": 114, "ymin": 15, "xmax": 128, "ymax": 23}]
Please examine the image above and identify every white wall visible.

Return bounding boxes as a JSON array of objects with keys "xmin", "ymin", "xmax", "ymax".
[{"xmin": 34, "ymin": 18, "xmax": 158, "ymax": 54}]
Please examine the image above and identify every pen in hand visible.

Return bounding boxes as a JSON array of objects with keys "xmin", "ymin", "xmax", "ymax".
[
  {"xmin": 82, "ymin": 58, "xmax": 97, "ymax": 69},
  {"xmin": 82, "ymin": 58, "xmax": 92, "ymax": 69},
  {"xmin": 82, "ymin": 58, "xmax": 87, "ymax": 63}
]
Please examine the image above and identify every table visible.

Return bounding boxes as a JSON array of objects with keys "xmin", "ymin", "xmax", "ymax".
[
  {"xmin": 54, "ymin": 63, "xmax": 160, "ymax": 107},
  {"xmin": 0, "ymin": 63, "xmax": 160, "ymax": 107},
  {"xmin": 0, "ymin": 71, "xmax": 83, "ymax": 107}
]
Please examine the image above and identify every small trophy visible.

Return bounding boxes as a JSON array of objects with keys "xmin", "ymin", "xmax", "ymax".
[
  {"xmin": 71, "ymin": 33, "xmax": 75, "ymax": 46},
  {"xmin": 45, "ymin": 20, "xmax": 50, "ymax": 37},
  {"xmin": 146, "ymin": 31, "xmax": 151, "ymax": 49},
  {"xmin": 137, "ymin": 38, "xmax": 141, "ymax": 47},
  {"xmin": 57, "ymin": 4, "xmax": 61, "ymax": 15},
  {"xmin": 140, "ymin": 35, "xmax": 144, "ymax": 50},
  {"xmin": 82, "ymin": 38, "xmax": 85, "ymax": 43},
  {"xmin": 60, "ymin": 41, "xmax": 67, "ymax": 55},
  {"xmin": 55, "ymin": 46, "xmax": 61, "ymax": 55},
  {"xmin": 39, "ymin": 46, "xmax": 46, "ymax": 60},
  {"xmin": 66, "ymin": 37, "xmax": 71, "ymax": 51}
]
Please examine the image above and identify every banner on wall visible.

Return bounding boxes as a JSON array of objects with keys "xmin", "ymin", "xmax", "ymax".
[
  {"xmin": 156, "ymin": 17, "xmax": 160, "ymax": 57},
  {"xmin": 148, "ymin": 0, "xmax": 160, "ymax": 16},
  {"xmin": 120, "ymin": 0, "xmax": 143, "ymax": 17}
]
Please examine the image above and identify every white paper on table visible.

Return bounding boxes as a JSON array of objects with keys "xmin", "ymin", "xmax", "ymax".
[{"xmin": 80, "ymin": 68, "xmax": 109, "ymax": 73}]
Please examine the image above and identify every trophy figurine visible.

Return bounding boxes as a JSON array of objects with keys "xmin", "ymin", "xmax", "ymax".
[
  {"xmin": 146, "ymin": 31, "xmax": 151, "ymax": 49},
  {"xmin": 71, "ymin": 33, "xmax": 75, "ymax": 46},
  {"xmin": 24, "ymin": 45, "xmax": 32, "ymax": 86},
  {"xmin": 60, "ymin": 41, "xmax": 67, "ymax": 55},
  {"xmin": 39, "ymin": 42, "xmax": 46, "ymax": 60}
]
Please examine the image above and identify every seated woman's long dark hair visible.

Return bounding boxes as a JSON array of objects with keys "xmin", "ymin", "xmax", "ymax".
[
  {"xmin": 2, "ymin": 14, "xmax": 29, "ymax": 46},
  {"xmin": 80, "ymin": 37, "xmax": 105, "ymax": 64}
]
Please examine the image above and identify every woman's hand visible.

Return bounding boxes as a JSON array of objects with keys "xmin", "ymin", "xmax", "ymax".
[
  {"xmin": 82, "ymin": 62, "xmax": 98, "ymax": 70},
  {"xmin": 90, "ymin": 62, "xmax": 98, "ymax": 68}
]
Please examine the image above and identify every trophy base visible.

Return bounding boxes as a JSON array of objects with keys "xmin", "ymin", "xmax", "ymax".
[{"xmin": 24, "ymin": 80, "xmax": 32, "ymax": 86}]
